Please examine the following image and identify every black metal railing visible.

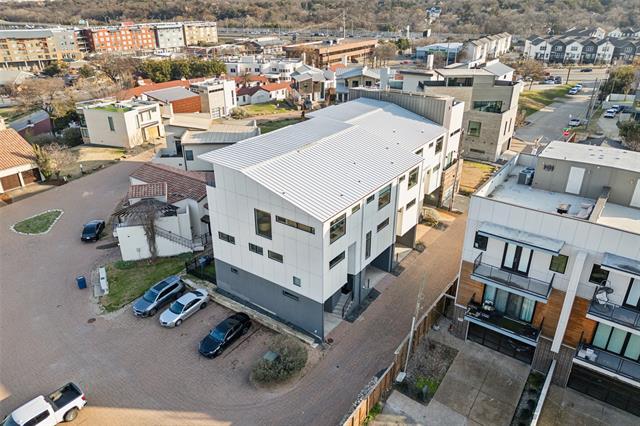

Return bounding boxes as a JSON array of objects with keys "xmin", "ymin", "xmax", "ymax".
[
  {"xmin": 465, "ymin": 301, "xmax": 542, "ymax": 344},
  {"xmin": 575, "ymin": 341, "xmax": 640, "ymax": 383},
  {"xmin": 185, "ymin": 249, "xmax": 216, "ymax": 283},
  {"xmin": 587, "ymin": 290, "xmax": 640, "ymax": 330},
  {"xmin": 342, "ymin": 291, "xmax": 354, "ymax": 319},
  {"xmin": 472, "ymin": 253, "xmax": 554, "ymax": 299}
]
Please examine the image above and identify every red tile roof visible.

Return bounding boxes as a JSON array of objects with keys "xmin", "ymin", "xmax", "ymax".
[
  {"xmin": 117, "ymin": 77, "xmax": 207, "ymax": 100},
  {"xmin": 329, "ymin": 63, "xmax": 347, "ymax": 72},
  {"xmin": 261, "ymin": 82, "xmax": 292, "ymax": 92},
  {"xmin": 127, "ymin": 182, "xmax": 167, "ymax": 200},
  {"xmin": 130, "ymin": 163, "xmax": 211, "ymax": 204},
  {"xmin": 232, "ymin": 75, "xmax": 269, "ymax": 85},
  {"xmin": 0, "ymin": 128, "xmax": 36, "ymax": 171},
  {"xmin": 237, "ymin": 86, "xmax": 266, "ymax": 97}
]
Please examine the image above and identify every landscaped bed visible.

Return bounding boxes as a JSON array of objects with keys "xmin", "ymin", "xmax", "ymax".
[
  {"xmin": 258, "ymin": 118, "xmax": 305, "ymax": 134},
  {"xmin": 100, "ymin": 254, "xmax": 191, "ymax": 312},
  {"xmin": 395, "ymin": 337, "xmax": 458, "ymax": 404},
  {"xmin": 11, "ymin": 209, "xmax": 63, "ymax": 235},
  {"xmin": 460, "ymin": 161, "xmax": 496, "ymax": 195},
  {"xmin": 519, "ymin": 84, "xmax": 572, "ymax": 117},
  {"xmin": 511, "ymin": 370, "xmax": 545, "ymax": 426},
  {"xmin": 240, "ymin": 101, "xmax": 296, "ymax": 116}
]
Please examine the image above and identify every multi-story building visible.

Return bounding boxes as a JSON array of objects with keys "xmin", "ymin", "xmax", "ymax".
[
  {"xmin": 399, "ymin": 67, "xmax": 521, "ymax": 162},
  {"xmin": 284, "ymin": 39, "xmax": 378, "ymax": 68},
  {"xmin": 189, "ymin": 78, "xmax": 237, "ymax": 119},
  {"xmin": 0, "ymin": 28, "xmax": 82, "ymax": 69},
  {"xmin": 335, "ymin": 66, "xmax": 381, "ymax": 103},
  {"xmin": 524, "ymin": 35, "xmax": 636, "ymax": 64},
  {"xmin": 182, "ymin": 21, "xmax": 218, "ymax": 46},
  {"xmin": 290, "ymin": 64, "xmax": 336, "ymax": 104},
  {"xmin": 224, "ymin": 56, "xmax": 304, "ymax": 81},
  {"xmin": 154, "ymin": 23, "xmax": 185, "ymax": 51},
  {"xmin": 242, "ymin": 37, "xmax": 285, "ymax": 55},
  {"xmin": 608, "ymin": 27, "xmax": 640, "ymax": 39},
  {"xmin": 82, "ymin": 23, "xmax": 156, "ymax": 54},
  {"xmin": 200, "ymin": 96, "xmax": 462, "ymax": 340},
  {"xmin": 452, "ymin": 142, "xmax": 640, "ymax": 416},
  {"xmin": 76, "ymin": 98, "xmax": 164, "ymax": 149},
  {"xmin": 462, "ymin": 33, "xmax": 512, "ymax": 64}
]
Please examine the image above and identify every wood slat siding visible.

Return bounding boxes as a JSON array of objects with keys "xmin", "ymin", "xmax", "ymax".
[{"xmin": 456, "ymin": 261, "xmax": 484, "ymax": 305}]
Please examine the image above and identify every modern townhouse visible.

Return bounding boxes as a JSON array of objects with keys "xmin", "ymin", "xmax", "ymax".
[
  {"xmin": 290, "ymin": 64, "xmax": 336, "ymax": 104},
  {"xmin": 182, "ymin": 21, "xmax": 218, "ymax": 46},
  {"xmin": 611, "ymin": 38, "xmax": 640, "ymax": 62},
  {"xmin": 76, "ymin": 98, "xmax": 164, "ymax": 148},
  {"xmin": 608, "ymin": 27, "xmax": 640, "ymax": 39},
  {"xmin": 188, "ymin": 78, "xmax": 237, "ymax": 119},
  {"xmin": 335, "ymin": 66, "xmax": 382, "ymax": 103},
  {"xmin": 200, "ymin": 96, "xmax": 461, "ymax": 340},
  {"xmin": 564, "ymin": 26, "xmax": 607, "ymax": 39},
  {"xmin": 453, "ymin": 142, "xmax": 640, "ymax": 416},
  {"xmin": 242, "ymin": 38, "xmax": 286, "ymax": 56},
  {"xmin": 399, "ymin": 67, "xmax": 521, "ymax": 162},
  {"xmin": 462, "ymin": 33, "xmax": 512, "ymax": 64},
  {"xmin": 524, "ymin": 35, "xmax": 632, "ymax": 64}
]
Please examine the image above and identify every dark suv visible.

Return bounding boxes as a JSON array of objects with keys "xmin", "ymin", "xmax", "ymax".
[{"xmin": 132, "ymin": 276, "xmax": 184, "ymax": 317}]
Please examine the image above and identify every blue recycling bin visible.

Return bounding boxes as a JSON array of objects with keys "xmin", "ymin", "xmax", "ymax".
[{"xmin": 76, "ymin": 275, "xmax": 87, "ymax": 289}]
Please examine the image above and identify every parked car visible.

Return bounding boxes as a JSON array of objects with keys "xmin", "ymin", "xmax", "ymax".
[
  {"xmin": 580, "ymin": 68, "xmax": 593, "ymax": 72},
  {"xmin": 568, "ymin": 118, "xmax": 582, "ymax": 127},
  {"xmin": 159, "ymin": 289, "xmax": 209, "ymax": 327},
  {"xmin": 611, "ymin": 104, "xmax": 624, "ymax": 113},
  {"xmin": 199, "ymin": 313, "xmax": 252, "ymax": 358},
  {"xmin": 568, "ymin": 88, "xmax": 579, "ymax": 95},
  {"xmin": 132, "ymin": 276, "xmax": 184, "ymax": 317},
  {"xmin": 603, "ymin": 108, "xmax": 617, "ymax": 118},
  {"xmin": 81, "ymin": 220, "xmax": 105, "ymax": 242},
  {"xmin": 543, "ymin": 78, "xmax": 556, "ymax": 84},
  {"xmin": 2, "ymin": 383, "xmax": 86, "ymax": 425},
  {"xmin": 554, "ymin": 76, "xmax": 562, "ymax": 84}
]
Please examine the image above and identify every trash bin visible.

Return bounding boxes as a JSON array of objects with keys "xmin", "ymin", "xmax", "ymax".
[{"xmin": 76, "ymin": 275, "xmax": 87, "ymax": 289}]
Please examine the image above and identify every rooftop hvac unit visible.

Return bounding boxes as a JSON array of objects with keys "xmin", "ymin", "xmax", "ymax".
[{"xmin": 518, "ymin": 168, "xmax": 535, "ymax": 185}]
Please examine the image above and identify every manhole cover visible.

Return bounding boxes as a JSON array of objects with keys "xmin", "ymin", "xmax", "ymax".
[{"xmin": 87, "ymin": 318, "xmax": 96, "ymax": 323}]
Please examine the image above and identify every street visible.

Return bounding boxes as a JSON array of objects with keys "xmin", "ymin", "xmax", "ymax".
[{"xmin": 0, "ymin": 155, "xmax": 466, "ymax": 425}]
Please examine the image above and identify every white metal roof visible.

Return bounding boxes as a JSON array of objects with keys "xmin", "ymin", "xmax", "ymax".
[
  {"xmin": 201, "ymin": 98, "xmax": 446, "ymax": 222},
  {"xmin": 483, "ymin": 62, "xmax": 514, "ymax": 77},
  {"xmin": 540, "ymin": 141, "xmax": 640, "ymax": 174}
]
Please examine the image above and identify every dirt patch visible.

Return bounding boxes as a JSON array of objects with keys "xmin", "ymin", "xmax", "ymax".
[
  {"xmin": 395, "ymin": 337, "xmax": 458, "ymax": 405},
  {"xmin": 460, "ymin": 161, "xmax": 496, "ymax": 194}
]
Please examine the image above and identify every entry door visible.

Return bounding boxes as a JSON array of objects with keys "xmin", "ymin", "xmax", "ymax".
[
  {"xmin": 631, "ymin": 179, "xmax": 640, "ymax": 208},
  {"xmin": 623, "ymin": 279, "xmax": 640, "ymax": 310},
  {"xmin": 566, "ymin": 167, "xmax": 585, "ymax": 194},
  {"xmin": 502, "ymin": 243, "xmax": 532, "ymax": 275}
]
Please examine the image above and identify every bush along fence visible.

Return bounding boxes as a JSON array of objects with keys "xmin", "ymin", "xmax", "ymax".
[{"xmin": 341, "ymin": 280, "xmax": 456, "ymax": 426}]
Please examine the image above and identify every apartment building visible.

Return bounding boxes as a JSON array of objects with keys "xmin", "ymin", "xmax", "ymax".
[
  {"xmin": 154, "ymin": 23, "xmax": 185, "ymax": 51},
  {"xmin": 189, "ymin": 78, "xmax": 237, "ymax": 118},
  {"xmin": 224, "ymin": 56, "xmax": 304, "ymax": 81},
  {"xmin": 399, "ymin": 67, "xmax": 521, "ymax": 162},
  {"xmin": 452, "ymin": 142, "xmax": 640, "ymax": 416},
  {"xmin": 200, "ymin": 97, "xmax": 460, "ymax": 340},
  {"xmin": 462, "ymin": 33, "xmax": 512, "ymax": 64},
  {"xmin": 76, "ymin": 98, "xmax": 164, "ymax": 148},
  {"xmin": 82, "ymin": 23, "xmax": 156, "ymax": 53},
  {"xmin": 0, "ymin": 28, "xmax": 82, "ymax": 69},
  {"xmin": 182, "ymin": 21, "xmax": 218, "ymax": 46},
  {"xmin": 284, "ymin": 39, "xmax": 378, "ymax": 67}
]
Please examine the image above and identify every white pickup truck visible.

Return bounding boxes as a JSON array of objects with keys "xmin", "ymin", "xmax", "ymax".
[{"xmin": 2, "ymin": 383, "xmax": 86, "ymax": 426}]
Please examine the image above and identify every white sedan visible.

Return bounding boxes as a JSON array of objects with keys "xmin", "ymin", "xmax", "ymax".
[{"xmin": 159, "ymin": 289, "xmax": 209, "ymax": 327}]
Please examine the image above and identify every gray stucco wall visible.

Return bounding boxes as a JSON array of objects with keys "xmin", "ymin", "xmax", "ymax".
[{"xmin": 215, "ymin": 259, "xmax": 325, "ymax": 340}]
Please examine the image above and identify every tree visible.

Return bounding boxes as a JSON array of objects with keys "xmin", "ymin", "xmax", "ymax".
[
  {"xmin": 618, "ymin": 120, "xmax": 640, "ymax": 152},
  {"xmin": 599, "ymin": 66, "xmax": 638, "ymax": 100},
  {"xmin": 510, "ymin": 59, "xmax": 545, "ymax": 81},
  {"xmin": 138, "ymin": 58, "xmax": 226, "ymax": 83},
  {"xmin": 42, "ymin": 143, "xmax": 76, "ymax": 180},
  {"xmin": 33, "ymin": 144, "xmax": 53, "ymax": 179},
  {"xmin": 78, "ymin": 64, "xmax": 95, "ymax": 78},
  {"xmin": 395, "ymin": 38, "xmax": 411, "ymax": 51},
  {"xmin": 15, "ymin": 77, "xmax": 66, "ymax": 113},
  {"xmin": 41, "ymin": 62, "xmax": 63, "ymax": 77},
  {"xmin": 373, "ymin": 43, "xmax": 397, "ymax": 66},
  {"xmin": 93, "ymin": 54, "xmax": 140, "ymax": 86}
]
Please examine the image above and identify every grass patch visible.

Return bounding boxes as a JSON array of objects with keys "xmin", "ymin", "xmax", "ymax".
[
  {"xmin": 101, "ymin": 254, "xmax": 191, "ymax": 312},
  {"xmin": 259, "ymin": 118, "xmax": 304, "ymax": 134},
  {"xmin": 519, "ymin": 84, "xmax": 572, "ymax": 117},
  {"xmin": 363, "ymin": 403, "xmax": 383, "ymax": 425},
  {"xmin": 240, "ymin": 101, "xmax": 295, "ymax": 116},
  {"xmin": 12, "ymin": 209, "xmax": 62, "ymax": 234},
  {"xmin": 460, "ymin": 161, "xmax": 496, "ymax": 194}
]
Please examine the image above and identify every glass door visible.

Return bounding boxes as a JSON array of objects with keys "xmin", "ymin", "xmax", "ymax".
[
  {"xmin": 501, "ymin": 243, "xmax": 532, "ymax": 275},
  {"xmin": 623, "ymin": 279, "xmax": 640, "ymax": 311},
  {"xmin": 592, "ymin": 323, "xmax": 640, "ymax": 361},
  {"xmin": 483, "ymin": 285, "xmax": 536, "ymax": 323}
]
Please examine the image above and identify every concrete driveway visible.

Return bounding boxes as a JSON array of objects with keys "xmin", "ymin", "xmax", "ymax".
[{"xmin": 0, "ymin": 152, "xmax": 467, "ymax": 425}]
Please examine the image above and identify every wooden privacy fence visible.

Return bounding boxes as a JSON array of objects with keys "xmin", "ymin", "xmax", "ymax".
[{"xmin": 341, "ymin": 281, "xmax": 455, "ymax": 426}]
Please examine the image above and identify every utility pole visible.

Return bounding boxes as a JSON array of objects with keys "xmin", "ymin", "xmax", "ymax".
[
  {"xmin": 342, "ymin": 10, "xmax": 346, "ymax": 39},
  {"xmin": 585, "ymin": 78, "xmax": 600, "ymax": 137},
  {"xmin": 566, "ymin": 65, "xmax": 572, "ymax": 84},
  {"xmin": 403, "ymin": 275, "xmax": 426, "ymax": 375}
]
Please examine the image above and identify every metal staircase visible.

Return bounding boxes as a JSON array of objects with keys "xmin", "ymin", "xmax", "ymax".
[{"xmin": 153, "ymin": 226, "xmax": 206, "ymax": 251}]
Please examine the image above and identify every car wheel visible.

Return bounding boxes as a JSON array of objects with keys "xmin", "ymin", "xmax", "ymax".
[
  {"xmin": 175, "ymin": 319, "xmax": 182, "ymax": 327},
  {"xmin": 242, "ymin": 326, "xmax": 249, "ymax": 335},
  {"xmin": 200, "ymin": 302, "xmax": 207, "ymax": 310},
  {"xmin": 64, "ymin": 408, "xmax": 78, "ymax": 422},
  {"xmin": 149, "ymin": 308, "xmax": 157, "ymax": 317}
]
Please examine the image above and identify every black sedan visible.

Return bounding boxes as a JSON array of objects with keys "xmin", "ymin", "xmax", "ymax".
[
  {"xmin": 199, "ymin": 313, "xmax": 251, "ymax": 358},
  {"xmin": 81, "ymin": 220, "xmax": 105, "ymax": 242}
]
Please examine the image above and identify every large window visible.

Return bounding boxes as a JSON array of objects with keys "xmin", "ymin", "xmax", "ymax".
[
  {"xmin": 473, "ymin": 232, "xmax": 488, "ymax": 251},
  {"xmin": 408, "ymin": 167, "xmax": 419, "ymax": 189},
  {"xmin": 592, "ymin": 323, "xmax": 640, "ymax": 361},
  {"xmin": 268, "ymin": 250, "xmax": 283, "ymax": 263},
  {"xmin": 446, "ymin": 77, "xmax": 473, "ymax": 87},
  {"xmin": 330, "ymin": 213, "xmax": 346, "ymax": 244},
  {"xmin": 483, "ymin": 285, "xmax": 536, "ymax": 323},
  {"xmin": 365, "ymin": 231, "xmax": 372, "ymax": 259},
  {"xmin": 501, "ymin": 243, "xmax": 532, "ymax": 275},
  {"xmin": 473, "ymin": 100, "xmax": 503, "ymax": 113},
  {"xmin": 377, "ymin": 218, "xmax": 389, "ymax": 232},
  {"xmin": 378, "ymin": 184, "xmax": 391, "ymax": 210},
  {"xmin": 468, "ymin": 121, "xmax": 482, "ymax": 137},
  {"xmin": 589, "ymin": 264, "xmax": 609, "ymax": 285},
  {"xmin": 275, "ymin": 215, "xmax": 315, "ymax": 234},
  {"xmin": 255, "ymin": 209, "xmax": 272, "ymax": 239},
  {"xmin": 107, "ymin": 116, "xmax": 115, "ymax": 131},
  {"xmin": 329, "ymin": 251, "xmax": 345, "ymax": 269},
  {"xmin": 549, "ymin": 254, "xmax": 568, "ymax": 274},
  {"xmin": 185, "ymin": 150, "xmax": 194, "ymax": 161},
  {"xmin": 435, "ymin": 136, "xmax": 444, "ymax": 154}
]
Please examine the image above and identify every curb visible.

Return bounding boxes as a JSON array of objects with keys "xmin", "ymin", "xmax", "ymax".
[{"xmin": 10, "ymin": 209, "xmax": 64, "ymax": 236}]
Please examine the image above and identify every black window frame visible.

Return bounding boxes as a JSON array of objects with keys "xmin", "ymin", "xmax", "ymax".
[
  {"xmin": 365, "ymin": 231, "xmax": 372, "ymax": 259},
  {"xmin": 329, "ymin": 213, "xmax": 347, "ymax": 244},
  {"xmin": 254, "ymin": 209, "xmax": 272, "ymax": 239},
  {"xmin": 415, "ymin": 148, "xmax": 424, "ymax": 156},
  {"xmin": 377, "ymin": 218, "xmax": 390, "ymax": 232},
  {"xmin": 329, "ymin": 251, "xmax": 346, "ymax": 269},
  {"xmin": 248, "ymin": 243, "xmax": 263, "ymax": 255},
  {"xmin": 549, "ymin": 254, "xmax": 569, "ymax": 274},
  {"xmin": 406, "ymin": 199, "xmax": 417, "ymax": 210},
  {"xmin": 377, "ymin": 184, "xmax": 392, "ymax": 210},
  {"xmin": 185, "ymin": 150, "xmax": 194, "ymax": 161},
  {"xmin": 435, "ymin": 136, "xmax": 444, "ymax": 154},
  {"xmin": 268, "ymin": 250, "xmax": 283, "ymax": 263},
  {"xmin": 472, "ymin": 100, "xmax": 503, "ymax": 113},
  {"xmin": 408, "ymin": 167, "xmax": 419, "ymax": 189},
  {"xmin": 468, "ymin": 121, "xmax": 482, "ymax": 137},
  {"xmin": 366, "ymin": 194, "xmax": 375, "ymax": 204},
  {"xmin": 292, "ymin": 276, "xmax": 302, "ymax": 287},
  {"xmin": 218, "ymin": 231, "xmax": 235, "ymax": 244},
  {"xmin": 275, "ymin": 215, "xmax": 315, "ymax": 234},
  {"xmin": 283, "ymin": 290, "xmax": 299, "ymax": 301},
  {"xmin": 352, "ymin": 204, "xmax": 361, "ymax": 213},
  {"xmin": 473, "ymin": 232, "xmax": 488, "ymax": 251},
  {"xmin": 589, "ymin": 264, "xmax": 610, "ymax": 285}
]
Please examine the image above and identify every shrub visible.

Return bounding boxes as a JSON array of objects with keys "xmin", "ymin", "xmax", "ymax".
[
  {"xmin": 230, "ymin": 107, "xmax": 249, "ymax": 119},
  {"xmin": 252, "ymin": 336, "xmax": 307, "ymax": 385},
  {"xmin": 61, "ymin": 127, "xmax": 83, "ymax": 147},
  {"xmin": 421, "ymin": 207, "xmax": 440, "ymax": 227}
]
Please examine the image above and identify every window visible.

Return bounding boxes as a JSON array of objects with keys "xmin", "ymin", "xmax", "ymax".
[
  {"xmin": 473, "ymin": 232, "xmax": 488, "ymax": 250},
  {"xmin": 328, "ymin": 214, "xmax": 347, "ymax": 244},
  {"xmin": 473, "ymin": 100, "xmax": 503, "ymax": 113},
  {"xmin": 107, "ymin": 116, "xmax": 115, "ymax": 131},
  {"xmin": 543, "ymin": 164, "xmax": 555, "ymax": 171},
  {"xmin": 589, "ymin": 264, "xmax": 610, "ymax": 285},
  {"xmin": 282, "ymin": 290, "xmax": 299, "ymax": 301},
  {"xmin": 366, "ymin": 194, "xmax": 375, "ymax": 204},
  {"xmin": 450, "ymin": 128, "xmax": 461, "ymax": 137},
  {"xmin": 549, "ymin": 254, "xmax": 568, "ymax": 274},
  {"xmin": 377, "ymin": 218, "xmax": 389, "ymax": 232},
  {"xmin": 398, "ymin": 175, "xmax": 406, "ymax": 182},
  {"xmin": 248, "ymin": 243, "xmax": 263, "ymax": 255},
  {"xmin": 446, "ymin": 77, "xmax": 473, "ymax": 87},
  {"xmin": 469, "ymin": 148, "xmax": 485, "ymax": 154},
  {"xmin": 378, "ymin": 184, "xmax": 391, "ymax": 210},
  {"xmin": 352, "ymin": 204, "xmax": 361, "ymax": 213},
  {"xmin": 432, "ymin": 164, "xmax": 440, "ymax": 173},
  {"xmin": 592, "ymin": 323, "xmax": 640, "ymax": 361},
  {"xmin": 435, "ymin": 136, "xmax": 443, "ymax": 154},
  {"xmin": 406, "ymin": 199, "xmax": 417, "ymax": 210},
  {"xmin": 408, "ymin": 167, "xmax": 419, "ymax": 189},
  {"xmin": 218, "ymin": 231, "xmax": 235, "ymax": 244},
  {"xmin": 468, "ymin": 121, "xmax": 482, "ymax": 137},
  {"xmin": 185, "ymin": 150, "xmax": 194, "ymax": 161},
  {"xmin": 365, "ymin": 231, "xmax": 372, "ymax": 259},
  {"xmin": 275, "ymin": 215, "xmax": 315, "ymax": 234},
  {"xmin": 501, "ymin": 243, "xmax": 532, "ymax": 275},
  {"xmin": 230, "ymin": 267, "xmax": 239, "ymax": 274},
  {"xmin": 415, "ymin": 148, "xmax": 423, "ymax": 156},
  {"xmin": 293, "ymin": 276, "xmax": 301, "ymax": 287},
  {"xmin": 268, "ymin": 250, "xmax": 283, "ymax": 263},
  {"xmin": 483, "ymin": 285, "xmax": 536, "ymax": 323},
  {"xmin": 329, "ymin": 251, "xmax": 345, "ymax": 269},
  {"xmin": 255, "ymin": 209, "xmax": 272, "ymax": 239}
]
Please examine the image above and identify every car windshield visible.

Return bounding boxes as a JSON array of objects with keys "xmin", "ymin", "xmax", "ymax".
[
  {"xmin": 210, "ymin": 327, "xmax": 226, "ymax": 341},
  {"xmin": 2, "ymin": 416, "xmax": 18, "ymax": 426},
  {"xmin": 169, "ymin": 301, "xmax": 185, "ymax": 314},
  {"xmin": 83, "ymin": 224, "xmax": 96, "ymax": 233},
  {"xmin": 143, "ymin": 289, "xmax": 159, "ymax": 303}
]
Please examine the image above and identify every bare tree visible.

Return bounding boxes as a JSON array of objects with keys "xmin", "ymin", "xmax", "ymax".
[
  {"xmin": 15, "ymin": 78, "xmax": 66, "ymax": 113},
  {"xmin": 42, "ymin": 143, "xmax": 76, "ymax": 180},
  {"xmin": 127, "ymin": 201, "xmax": 160, "ymax": 261},
  {"xmin": 374, "ymin": 43, "xmax": 397, "ymax": 67}
]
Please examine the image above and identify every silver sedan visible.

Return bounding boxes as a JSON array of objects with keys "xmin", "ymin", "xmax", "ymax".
[{"xmin": 159, "ymin": 289, "xmax": 209, "ymax": 327}]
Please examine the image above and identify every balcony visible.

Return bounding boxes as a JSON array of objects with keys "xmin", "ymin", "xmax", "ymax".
[
  {"xmin": 575, "ymin": 342, "xmax": 640, "ymax": 384},
  {"xmin": 587, "ymin": 295, "xmax": 640, "ymax": 332},
  {"xmin": 471, "ymin": 253, "xmax": 554, "ymax": 302},
  {"xmin": 464, "ymin": 302, "xmax": 542, "ymax": 346}
]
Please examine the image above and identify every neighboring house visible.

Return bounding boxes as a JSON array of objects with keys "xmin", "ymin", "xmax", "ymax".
[
  {"xmin": 482, "ymin": 61, "xmax": 515, "ymax": 81},
  {"xmin": 290, "ymin": 64, "xmax": 336, "ymax": 104},
  {"xmin": 113, "ymin": 163, "xmax": 212, "ymax": 261},
  {"xmin": 200, "ymin": 97, "xmax": 461, "ymax": 340},
  {"xmin": 564, "ymin": 26, "xmax": 607, "ymax": 39},
  {"xmin": 81, "ymin": 23, "xmax": 156, "ymax": 54},
  {"xmin": 233, "ymin": 74, "xmax": 269, "ymax": 88},
  {"xmin": 607, "ymin": 27, "xmax": 639, "ymax": 39},
  {"xmin": 242, "ymin": 38, "xmax": 285, "ymax": 55},
  {"xmin": 189, "ymin": 78, "xmax": 237, "ymax": 119},
  {"xmin": 284, "ymin": 39, "xmax": 378, "ymax": 67},
  {"xmin": 224, "ymin": 56, "xmax": 304, "ymax": 81},
  {"xmin": 463, "ymin": 33, "xmax": 512, "ymax": 64},
  {"xmin": 143, "ymin": 87, "xmax": 201, "ymax": 115},
  {"xmin": 452, "ymin": 142, "xmax": 640, "ymax": 417},
  {"xmin": 416, "ymin": 42, "xmax": 464, "ymax": 62},
  {"xmin": 8, "ymin": 109, "xmax": 52, "ymax": 138},
  {"xmin": 611, "ymin": 38, "xmax": 639, "ymax": 62},
  {"xmin": 399, "ymin": 67, "xmax": 521, "ymax": 162},
  {"xmin": 236, "ymin": 82, "xmax": 292, "ymax": 105},
  {"xmin": 524, "ymin": 35, "xmax": 634, "ymax": 64},
  {"xmin": 160, "ymin": 112, "xmax": 219, "ymax": 167},
  {"xmin": 0, "ymin": 128, "xmax": 42, "ymax": 193},
  {"xmin": 117, "ymin": 77, "xmax": 206, "ymax": 101},
  {"xmin": 76, "ymin": 98, "xmax": 164, "ymax": 148},
  {"xmin": 335, "ymin": 66, "xmax": 381, "ymax": 103}
]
